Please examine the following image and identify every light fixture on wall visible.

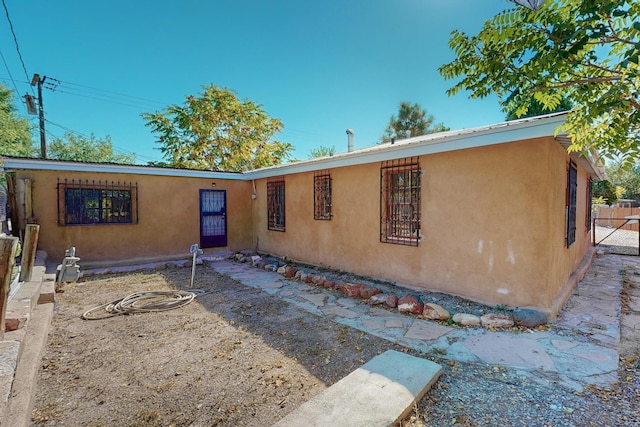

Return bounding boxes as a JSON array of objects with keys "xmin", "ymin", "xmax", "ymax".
[{"xmin": 211, "ymin": 182, "xmax": 216, "ymax": 187}]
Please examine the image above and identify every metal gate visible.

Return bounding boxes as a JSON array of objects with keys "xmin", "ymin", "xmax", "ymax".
[
  {"xmin": 200, "ymin": 189, "xmax": 227, "ymax": 248},
  {"xmin": 593, "ymin": 217, "xmax": 640, "ymax": 256}
]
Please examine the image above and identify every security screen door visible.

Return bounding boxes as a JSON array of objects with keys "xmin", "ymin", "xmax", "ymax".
[{"xmin": 200, "ymin": 189, "xmax": 227, "ymax": 248}]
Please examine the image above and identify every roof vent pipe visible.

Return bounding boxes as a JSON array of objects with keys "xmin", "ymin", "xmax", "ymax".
[{"xmin": 346, "ymin": 129, "xmax": 354, "ymax": 152}]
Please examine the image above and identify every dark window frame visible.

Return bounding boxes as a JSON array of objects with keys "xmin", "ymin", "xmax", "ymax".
[
  {"xmin": 267, "ymin": 177, "xmax": 285, "ymax": 231},
  {"xmin": 380, "ymin": 157, "xmax": 421, "ymax": 246},
  {"xmin": 57, "ymin": 178, "xmax": 138, "ymax": 226},
  {"xmin": 314, "ymin": 170, "xmax": 332, "ymax": 220},
  {"xmin": 566, "ymin": 161, "xmax": 577, "ymax": 247},
  {"xmin": 586, "ymin": 176, "xmax": 593, "ymax": 232}
]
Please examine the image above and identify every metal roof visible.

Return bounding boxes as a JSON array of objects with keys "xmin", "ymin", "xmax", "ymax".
[{"xmin": 1, "ymin": 112, "xmax": 605, "ymax": 180}]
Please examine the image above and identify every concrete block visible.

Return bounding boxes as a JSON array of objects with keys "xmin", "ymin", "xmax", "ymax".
[
  {"xmin": 38, "ymin": 280, "xmax": 55, "ymax": 305},
  {"xmin": 273, "ymin": 350, "xmax": 442, "ymax": 427}
]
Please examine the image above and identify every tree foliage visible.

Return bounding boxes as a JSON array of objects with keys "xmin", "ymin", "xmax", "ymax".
[
  {"xmin": 48, "ymin": 133, "xmax": 136, "ymax": 164},
  {"xmin": 605, "ymin": 160, "xmax": 640, "ymax": 199},
  {"xmin": 0, "ymin": 84, "xmax": 35, "ymax": 157},
  {"xmin": 142, "ymin": 84, "xmax": 293, "ymax": 172},
  {"xmin": 439, "ymin": 0, "xmax": 640, "ymax": 164},
  {"xmin": 309, "ymin": 145, "xmax": 335, "ymax": 158},
  {"xmin": 380, "ymin": 102, "xmax": 449, "ymax": 143},
  {"xmin": 592, "ymin": 180, "xmax": 619, "ymax": 205},
  {"xmin": 505, "ymin": 97, "xmax": 573, "ymax": 120}
]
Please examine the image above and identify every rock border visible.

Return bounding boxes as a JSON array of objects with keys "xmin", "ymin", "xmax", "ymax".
[{"xmin": 230, "ymin": 253, "xmax": 548, "ymax": 330}]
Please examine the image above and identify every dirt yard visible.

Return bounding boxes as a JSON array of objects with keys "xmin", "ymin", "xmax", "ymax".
[{"xmin": 30, "ymin": 262, "xmax": 639, "ymax": 426}]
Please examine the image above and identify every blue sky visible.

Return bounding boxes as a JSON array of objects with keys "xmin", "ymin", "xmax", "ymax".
[{"xmin": 1, "ymin": 0, "xmax": 513, "ymax": 164}]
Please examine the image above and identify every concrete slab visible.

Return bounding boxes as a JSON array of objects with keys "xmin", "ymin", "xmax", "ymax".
[
  {"xmin": 38, "ymin": 278, "xmax": 56, "ymax": 304},
  {"xmin": 461, "ymin": 332, "xmax": 556, "ymax": 371},
  {"xmin": 3, "ymin": 303, "xmax": 54, "ymax": 427},
  {"xmin": 273, "ymin": 350, "xmax": 442, "ymax": 427},
  {"xmin": 404, "ymin": 320, "xmax": 451, "ymax": 341},
  {"xmin": 0, "ymin": 341, "xmax": 19, "ymax": 418},
  {"xmin": 321, "ymin": 306, "xmax": 360, "ymax": 319}
]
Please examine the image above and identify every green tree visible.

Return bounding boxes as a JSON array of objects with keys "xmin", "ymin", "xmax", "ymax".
[
  {"xmin": 506, "ymin": 97, "xmax": 573, "ymax": 120},
  {"xmin": 592, "ymin": 180, "xmax": 619, "ymax": 205},
  {"xmin": 380, "ymin": 102, "xmax": 449, "ymax": 143},
  {"xmin": 142, "ymin": 84, "xmax": 293, "ymax": 172},
  {"xmin": 605, "ymin": 160, "xmax": 640, "ymax": 199},
  {"xmin": 48, "ymin": 133, "xmax": 136, "ymax": 164},
  {"xmin": 439, "ymin": 0, "xmax": 640, "ymax": 164},
  {"xmin": 309, "ymin": 145, "xmax": 335, "ymax": 158},
  {"xmin": 0, "ymin": 84, "xmax": 35, "ymax": 157}
]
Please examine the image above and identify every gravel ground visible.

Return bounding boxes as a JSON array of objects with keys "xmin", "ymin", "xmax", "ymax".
[{"xmin": 30, "ymin": 259, "xmax": 640, "ymax": 426}]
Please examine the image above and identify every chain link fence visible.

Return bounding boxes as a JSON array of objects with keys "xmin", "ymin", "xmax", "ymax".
[{"xmin": 593, "ymin": 218, "xmax": 640, "ymax": 256}]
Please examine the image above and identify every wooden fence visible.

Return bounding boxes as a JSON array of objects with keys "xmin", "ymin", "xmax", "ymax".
[{"xmin": 595, "ymin": 206, "xmax": 640, "ymax": 231}]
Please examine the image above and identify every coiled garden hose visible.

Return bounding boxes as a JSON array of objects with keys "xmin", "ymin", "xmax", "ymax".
[{"xmin": 81, "ymin": 290, "xmax": 200, "ymax": 320}]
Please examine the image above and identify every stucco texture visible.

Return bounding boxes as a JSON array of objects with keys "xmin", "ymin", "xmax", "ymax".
[
  {"xmin": 15, "ymin": 170, "xmax": 252, "ymax": 264},
  {"xmin": 10, "ymin": 134, "xmax": 595, "ymax": 313},
  {"xmin": 253, "ymin": 137, "xmax": 594, "ymax": 313}
]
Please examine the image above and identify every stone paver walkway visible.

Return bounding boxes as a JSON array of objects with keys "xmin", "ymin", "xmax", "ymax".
[{"xmin": 207, "ymin": 253, "xmax": 635, "ymax": 392}]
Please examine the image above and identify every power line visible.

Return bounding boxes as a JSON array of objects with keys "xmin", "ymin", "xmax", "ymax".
[
  {"xmin": 0, "ymin": 47, "xmax": 20, "ymax": 94},
  {"xmin": 1, "ymin": 0, "xmax": 33, "ymax": 95},
  {"xmin": 50, "ymin": 78, "xmax": 168, "ymax": 107},
  {"xmin": 46, "ymin": 85, "xmax": 162, "ymax": 110},
  {"xmin": 44, "ymin": 118, "xmax": 160, "ymax": 162}
]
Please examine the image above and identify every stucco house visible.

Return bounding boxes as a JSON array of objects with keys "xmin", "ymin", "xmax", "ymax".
[{"xmin": 1, "ymin": 112, "xmax": 605, "ymax": 317}]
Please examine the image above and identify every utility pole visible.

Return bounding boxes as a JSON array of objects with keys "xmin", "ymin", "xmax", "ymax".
[{"xmin": 30, "ymin": 74, "xmax": 46, "ymax": 159}]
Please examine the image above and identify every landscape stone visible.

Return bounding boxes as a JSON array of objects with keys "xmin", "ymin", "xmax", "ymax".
[
  {"xmin": 360, "ymin": 286, "xmax": 382, "ymax": 300},
  {"xmin": 277, "ymin": 266, "xmax": 286, "ymax": 274},
  {"xmin": 322, "ymin": 280, "xmax": 336, "ymax": 289},
  {"xmin": 397, "ymin": 295, "xmax": 423, "ymax": 315},
  {"xmin": 453, "ymin": 313, "xmax": 481, "ymax": 326},
  {"xmin": 386, "ymin": 294, "xmax": 399, "ymax": 308},
  {"xmin": 340, "ymin": 283, "xmax": 363, "ymax": 298},
  {"xmin": 480, "ymin": 312, "xmax": 514, "ymax": 328},
  {"xmin": 312, "ymin": 275, "xmax": 326, "ymax": 285},
  {"xmin": 513, "ymin": 308, "xmax": 548, "ymax": 327},
  {"xmin": 369, "ymin": 293, "xmax": 389, "ymax": 305},
  {"xmin": 423, "ymin": 303, "xmax": 450, "ymax": 320},
  {"xmin": 284, "ymin": 267, "xmax": 297, "ymax": 278}
]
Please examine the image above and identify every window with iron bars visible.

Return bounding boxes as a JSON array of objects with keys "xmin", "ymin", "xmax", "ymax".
[
  {"xmin": 380, "ymin": 157, "xmax": 421, "ymax": 246},
  {"xmin": 267, "ymin": 178, "xmax": 285, "ymax": 231},
  {"xmin": 314, "ymin": 170, "xmax": 332, "ymax": 220},
  {"xmin": 57, "ymin": 178, "xmax": 138, "ymax": 225},
  {"xmin": 586, "ymin": 177, "xmax": 593, "ymax": 232},
  {"xmin": 566, "ymin": 161, "xmax": 577, "ymax": 247}
]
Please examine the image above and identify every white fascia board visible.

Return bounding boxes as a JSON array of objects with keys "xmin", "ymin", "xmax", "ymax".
[
  {"xmin": 245, "ymin": 114, "xmax": 567, "ymax": 179},
  {"xmin": 1, "ymin": 158, "xmax": 244, "ymax": 180},
  {"xmin": 4, "ymin": 114, "xmax": 584, "ymax": 182}
]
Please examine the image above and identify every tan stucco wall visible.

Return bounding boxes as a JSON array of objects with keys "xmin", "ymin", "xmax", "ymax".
[
  {"xmin": 544, "ymin": 141, "xmax": 594, "ymax": 309},
  {"xmin": 253, "ymin": 137, "xmax": 594, "ymax": 313},
  {"xmin": 14, "ymin": 170, "xmax": 253, "ymax": 264},
  {"xmin": 11, "ymin": 135, "xmax": 594, "ymax": 313}
]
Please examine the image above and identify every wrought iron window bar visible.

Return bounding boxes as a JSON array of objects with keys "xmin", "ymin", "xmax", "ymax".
[
  {"xmin": 57, "ymin": 178, "xmax": 138, "ymax": 225},
  {"xmin": 380, "ymin": 157, "xmax": 421, "ymax": 246},
  {"xmin": 314, "ymin": 170, "xmax": 332, "ymax": 220}
]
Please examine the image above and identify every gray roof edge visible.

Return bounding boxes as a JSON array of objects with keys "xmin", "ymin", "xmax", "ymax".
[
  {"xmin": 0, "ymin": 158, "xmax": 245, "ymax": 180},
  {"xmin": 4, "ymin": 113, "xmax": 604, "ymax": 181},
  {"xmin": 245, "ymin": 113, "xmax": 569, "ymax": 179}
]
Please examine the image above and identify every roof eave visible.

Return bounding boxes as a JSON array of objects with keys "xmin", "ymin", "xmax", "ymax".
[
  {"xmin": 556, "ymin": 136, "xmax": 607, "ymax": 181},
  {"xmin": 0, "ymin": 158, "xmax": 245, "ymax": 180}
]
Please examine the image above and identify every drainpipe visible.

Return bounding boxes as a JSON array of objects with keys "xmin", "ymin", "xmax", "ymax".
[{"xmin": 346, "ymin": 129, "xmax": 354, "ymax": 152}]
